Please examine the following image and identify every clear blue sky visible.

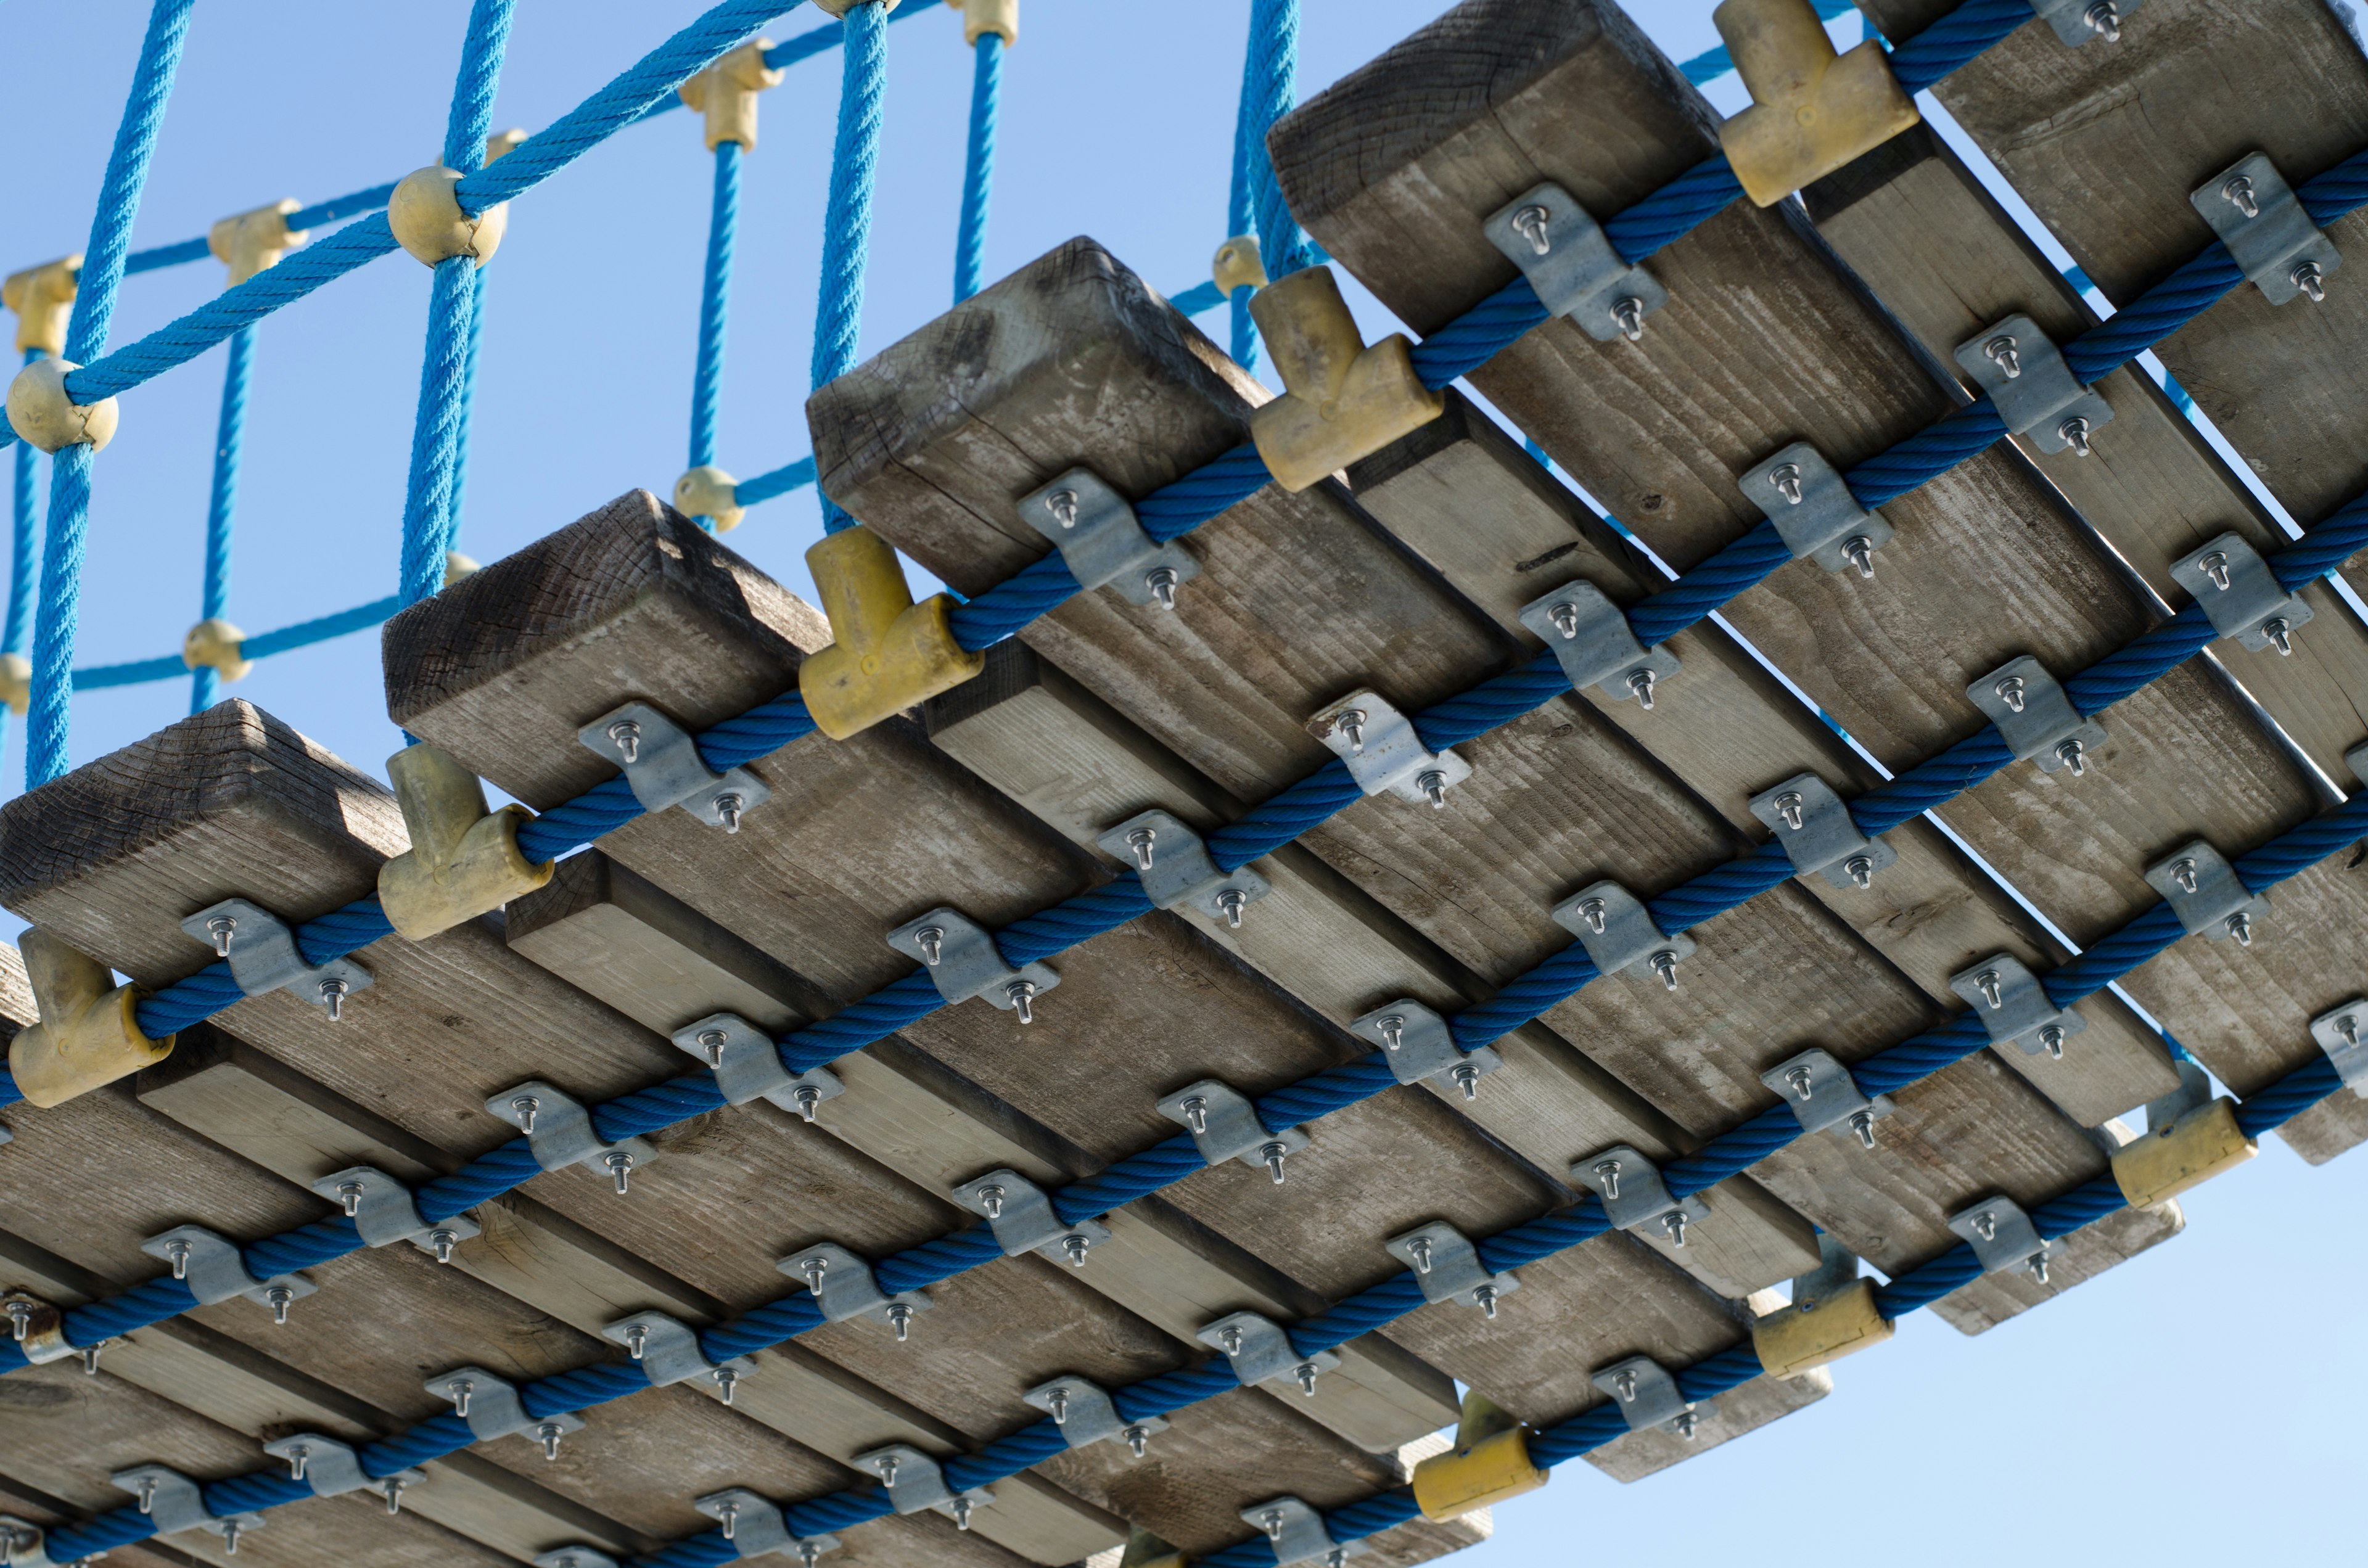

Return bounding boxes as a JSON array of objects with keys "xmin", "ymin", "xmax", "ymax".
[{"xmin": 1, "ymin": 4, "xmax": 2362, "ymax": 1566}]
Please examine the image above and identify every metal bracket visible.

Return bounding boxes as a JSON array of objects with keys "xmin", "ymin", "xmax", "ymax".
[
  {"xmin": 2028, "ymin": 0, "xmax": 2144, "ymax": 46},
  {"xmin": 1954, "ymin": 313, "xmax": 2114, "ymax": 456},
  {"xmin": 2192, "ymin": 151, "xmax": 2341, "ymax": 306},
  {"xmin": 486, "ymin": 1080, "xmax": 656, "ymax": 1179},
  {"xmin": 1568, "ymin": 1144, "xmax": 1711, "ymax": 1247},
  {"xmin": 1758, "ymin": 1048, "xmax": 1893, "ymax": 1147},
  {"xmin": 850, "ymin": 1445, "xmax": 993, "ymax": 1529},
  {"xmin": 1517, "ymin": 581, "xmax": 1681, "ymax": 710},
  {"xmin": 2169, "ymin": 532, "xmax": 2312, "ymax": 655},
  {"xmin": 1383, "ymin": 1221, "xmax": 1519, "ymax": 1316},
  {"xmin": 181, "ymin": 897, "xmax": 373, "ymax": 1019},
  {"xmin": 1747, "ymin": 772, "xmax": 1895, "ymax": 890},
  {"xmin": 1737, "ymin": 443, "xmax": 1893, "ymax": 575},
  {"xmin": 1346, "ymin": 998, "xmax": 1502, "ymax": 1099},
  {"xmin": 776, "ymin": 1242, "xmax": 930, "ymax": 1334},
  {"xmin": 535, "ymin": 1550, "xmax": 622, "ymax": 1568},
  {"xmin": 139, "ymin": 1224, "xmax": 314, "ymax": 1316},
  {"xmin": 1968, "ymin": 655, "xmax": 2109, "ymax": 775},
  {"xmin": 1240, "ymin": 1497, "xmax": 1366, "ymax": 1567},
  {"xmin": 886, "ymin": 906, "xmax": 1059, "ymax": 1020},
  {"xmin": 108, "ymin": 1464, "xmax": 258, "ymax": 1545},
  {"xmin": 2143, "ymin": 839, "xmax": 2270, "ymax": 945},
  {"xmin": 0, "ymin": 1292, "xmax": 71, "ymax": 1365},
  {"xmin": 1481, "ymin": 181, "xmax": 1667, "ymax": 343},
  {"xmin": 1590, "ymin": 1355, "xmax": 1709, "ymax": 1437},
  {"xmin": 601, "ymin": 1310, "xmax": 757, "ymax": 1400},
  {"xmin": 578, "ymin": 701, "xmax": 770, "ymax": 832},
  {"xmin": 1096, "ymin": 810, "xmax": 1270, "ymax": 929},
  {"xmin": 671, "ymin": 1011, "xmax": 844, "ymax": 1120},
  {"xmin": 1949, "ymin": 953, "xmax": 2087, "ymax": 1058},
  {"xmin": 1550, "ymin": 881, "xmax": 1695, "ymax": 991},
  {"xmin": 1306, "ymin": 691, "xmax": 1471, "ymax": 808},
  {"xmin": 1946, "ymin": 1195, "xmax": 2064, "ymax": 1280},
  {"xmin": 0, "ymin": 1517, "xmax": 57, "ymax": 1567},
  {"xmin": 2312, "ymin": 999, "xmax": 2368, "ymax": 1094},
  {"xmin": 1016, "ymin": 467, "xmax": 1200, "ymax": 609},
  {"xmin": 1023, "ymin": 1374, "xmax": 1168, "ymax": 1454},
  {"xmin": 261, "ymin": 1432, "xmax": 375, "ymax": 1496},
  {"xmin": 1156, "ymin": 1079, "xmax": 1308, "ymax": 1180},
  {"xmin": 310, "ymin": 1165, "xmax": 481, "ymax": 1252},
  {"xmin": 1196, "ymin": 1311, "xmax": 1339, "ymax": 1396},
  {"xmin": 949, "ymin": 1168, "xmax": 1111, "ymax": 1266},
  {"xmin": 694, "ymin": 1488, "xmax": 839, "ymax": 1562},
  {"xmin": 424, "ymin": 1365, "xmax": 586, "ymax": 1449}
]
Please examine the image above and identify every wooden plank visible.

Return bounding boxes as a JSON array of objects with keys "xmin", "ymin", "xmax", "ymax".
[
  {"xmin": 1800, "ymin": 121, "xmax": 2368, "ymax": 1162},
  {"xmin": 0, "ymin": 1467, "xmax": 191, "ymax": 1568}
]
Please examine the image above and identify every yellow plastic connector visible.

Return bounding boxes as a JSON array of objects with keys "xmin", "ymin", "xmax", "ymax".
[
  {"xmin": 1412, "ymin": 1392, "xmax": 1548, "ymax": 1523},
  {"xmin": 680, "ymin": 40, "xmax": 785, "ymax": 152},
  {"xmin": 1751, "ymin": 1276, "xmax": 1893, "ymax": 1379},
  {"xmin": 487, "ymin": 127, "xmax": 528, "ymax": 164},
  {"xmin": 208, "ymin": 199, "xmax": 308, "ymax": 287},
  {"xmin": 948, "ymin": 0, "xmax": 1019, "ymax": 46},
  {"xmin": 2113, "ymin": 1096, "xmax": 2256, "ymax": 1209},
  {"xmin": 1117, "ymin": 1525, "xmax": 1186, "ymax": 1568},
  {"xmin": 798, "ymin": 525, "xmax": 985, "ymax": 740},
  {"xmin": 2, "ymin": 255, "xmax": 80, "ymax": 356},
  {"xmin": 387, "ymin": 164, "xmax": 510, "ymax": 269},
  {"xmin": 181, "ymin": 618, "xmax": 252, "ymax": 684},
  {"xmin": 1212, "ymin": 234, "xmax": 1267, "ymax": 296},
  {"xmin": 0, "ymin": 653, "xmax": 28, "ymax": 716},
  {"xmin": 1713, "ymin": 0, "xmax": 1920, "ymax": 207},
  {"xmin": 445, "ymin": 550, "xmax": 482, "ymax": 586},
  {"xmin": 6, "ymin": 927, "xmax": 173, "ymax": 1108},
  {"xmin": 1247, "ymin": 266, "xmax": 1444, "ymax": 493},
  {"xmin": 812, "ymin": 0, "xmax": 904, "ymax": 17},
  {"xmin": 376, "ymin": 741, "xmax": 554, "ymax": 942},
  {"xmin": 6, "ymin": 358, "xmax": 119, "ymax": 454},
  {"xmin": 673, "ymin": 465, "xmax": 745, "ymax": 533}
]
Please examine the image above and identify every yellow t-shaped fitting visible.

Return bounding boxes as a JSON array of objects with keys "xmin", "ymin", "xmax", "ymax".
[
  {"xmin": 1411, "ymin": 1391, "xmax": 1548, "ymax": 1522},
  {"xmin": 673, "ymin": 466, "xmax": 745, "ymax": 533},
  {"xmin": 1714, "ymin": 0, "xmax": 1919, "ymax": 207},
  {"xmin": 948, "ymin": 0, "xmax": 1019, "ymax": 46},
  {"xmin": 376, "ymin": 742, "xmax": 554, "ymax": 941},
  {"xmin": 812, "ymin": 0, "xmax": 905, "ymax": 15},
  {"xmin": 798, "ymin": 525, "xmax": 985, "ymax": 740},
  {"xmin": 181, "ymin": 618, "xmax": 252, "ymax": 684},
  {"xmin": 1247, "ymin": 266, "xmax": 1444, "ymax": 493},
  {"xmin": 0, "ymin": 653, "xmax": 28, "ymax": 716},
  {"xmin": 2, "ymin": 256, "xmax": 79, "ymax": 356},
  {"xmin": 1212, "ymin": 234, "xmax": 1267, "ymax": 296},
  {"xmin": 6, "ymin": 927, "xmax": 173, "ymax": 1107},
  {"xmin": 2111, "ymin": 1096, "xmax": 2256, "ymax": 1207},
  {"xmin": 680, "ymin": 39, "xmax": 786, "ymax": 152},
  {"xmin": 208, "ymin": 200, "xmax": 308, "ymax": 287}
]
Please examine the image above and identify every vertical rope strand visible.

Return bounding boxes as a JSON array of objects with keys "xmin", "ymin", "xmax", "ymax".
[
  {"xmin": 190, "ymin": 325, "xmax": 252, "ymax": 713},
  {"xmin": 815, "ymin": 0, "xmax": 889, "ymax": 532},
  {"xmin": 1242, "ymin": 0, "xmax": 1312, "ymax": 280},
  {"xmin": 28, "ymin": 0, "xmax": 199, "ymax": 786},
  {"xmin": 953, "ymin": 31, "xmax": 1003, "ymax": 303},
  {"xmin": 1225, "ymin": 46, "xmax": 1260, "ymax": 372},
  {"xmin": 2, "ymin": 351, "xmax": 39, "ymax": 770},
  {"xmin": 444, "ymin": 266, "xmax": 487, "ymax": 561},
  {"xmin": 689, "ymin": 139, "xmax": 742, "ymax": 489}
]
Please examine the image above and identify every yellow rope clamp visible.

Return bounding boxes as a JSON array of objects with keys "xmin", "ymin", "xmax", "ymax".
[
  {"xmin": 2112, "ymin": 1096, "xmax": 2257, "ymax": 1209},
  {"xmin": 680, "ymin": 39, "xmax": 785, "ymax": 152},
  {"xmin": 181, "ymin": 617, "xmax": 252, "ymax": 684},
  {"xmin": 1411, "ymin": 1391, "xmax": 1548, "ymax": 1523},
  {"xmin": 6, "ymin": 927, "xmax": 173, "ymax": 1108},
  {"xmin": 812, "ymin": 0, "xmax": 904, "ymax": 15},
  {"xmin": 0, "ymin": 653, "xmax": 29, "ymax": 716},
  {"xmin": 208, "ymin": 199, "xmax": 308, "ymax": 287},
  {"xmin": 1751, "ymin": 1279, "xmax": 1894, "ymax": 1381},
  {"xmin": 672, "ymin": 465, "xmax": 744, "ymax": 533},
  {"xmin": 1212, "ymin": 234, "xmax": 1267, "ymax": 295},
  {"xmin": 1714, "ymin": 0, "xmax": 1920, "ymax": 207},
  {"xmin": 376, "ymin": 741, "xmax": 554, "ymax": 941},
  {"xmin": 2, "ymin": 255, "xmax": 79, "ymax": 356},
  {"xmin": 947, "ymin": 0, "xmax": 1020, "ymax": 46},
  {"xmin": 798, "ymin": 524, "xmax": 985, "ymax": 739},
  {"xmin": 445, "ymin": 549, "xmax": 483, "ymax": 586},
  {"xmin": 5, "ymin": 356, "xmax": 120, "ymax": 454},
  {"xmin": 387, "ymin": 163, "xmax": 511, "ymax": 269},
  {"xmin": 1247, "ymin": 266, "xmax": 1444, "ymax": 493}
]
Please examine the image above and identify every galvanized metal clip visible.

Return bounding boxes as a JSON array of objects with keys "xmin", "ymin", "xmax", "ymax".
[
  {"xmin": 1096, "ymin": 809, "xmax": 1270, "ymax": 930},
  {"xmin": 886, "ymin": 906, "xmax": 1059, "ymax": 1022},
  {"xmin": 579, "ymin": 700, "xmax": 771, "ymax": 833},
  {"xmin": 1550, "ymin": 880, "xmax": 1694, "ymax": 991},
  {"xmin": 140, "ymin": 1223, "xmax": 314, "ymax": 1320},
  {"xmin": 1569, "ymin": 1144, "xmax": 1710, "ymax": 1248},
  {"xmin": 1758, "ymin": 1048, "xmax": 1893, "ymax": 1148},
  {"xmin": 1955, "ymin": 313, "xmax": 2113, "ymax": 456},
  {"xmin": 426, "ymin": 1364, "xmax": 587, "ymax": 1452},
  {"xmin": 1949, "ymin": 953, "xmax": 2085, "ymax": 1058},
  {"xmin": 487, "ymin": 1080, "xmax": 657, "ymax": 1189},
  {"xmin": 310, "ymin": 1165, "xmax": 481, "ymax": 1257},
  {"xmin": 850, "ymin": 1445, "xmax": 993, "ymax": 1530},
  {"xmin": 950, "ymin": 1168, "xmax": 1111, "ymax": 1266},
  {"xmin": 600, "ymin": 1310, "xmax": 757, "ymax": 1403},
  {"xmin": 1747, "ymin": 771, "xmax": 1894, "ymax": 890},
  {"xmin": 1157, "ymin": 1078, "xmax": 1309, "ymax": 1183},
  {"xmin": 1945, "ymin": 1194, "xmax": 2063, "ymax": 1281},
  {"xmin": 0, "ymin": 1517, "xmax": 57, "ymax": 1567},
  {"xmin": 1196, "ymin": 1310, "xmax": 1339, "ymax": 1397},
  {"xmin": 2191, "ymin": 151, "xmax": 2340, "ymax": 306},
  {"xmin": 1383, "ymin": 1220, "xmax": 1519, "ymax": 1318},
  {"xmin": 1590, "ymin": 1355, "xmax": 1710, "ymax": 1438},
  {"xmin": 2169, "ymin": 532, "xmax": 2312, "ymax": 655},
  {"xmin": 0, "ymin": 1291, "xmax": 70, "ymax": 1365},
  {"xmin": 2027, "ymin": 0, "xmax": 2142, "ymax": 46},
  {"xmin": 1737, "ymin": 442, "xmax": 1892, "ymax": 576},
  {"xmin": 534, "ymin": 1550, "xmax": 621, "ymax": 1568},
  {"xmin": 776, "ymin": 1241, "xmax": 931, "ymax": 1339},
  {"xmin": 2313, "ymin": 998, "xmax": 2368, "ymax": 1094},
  {"xmin": 1016, "ymin": 467, "xmax": 1200, "ymax": 609},
  {"xmin": 1346, "ymin": 998, "xmax": 1502, "ymax": 1099},
  {"xmin": 1517, "ymin": 581, "xmax": 1682, "ymax": 709},
  {"xmin": 109, "ymin": 1463, "xmax": 262, "ymax": 1550},
  {"xmin": 1306, "ymin": 690, "xmax": 1470, "ymax": 808},
  {"xmin": 1240, "ymin": 1497, "xmax": 1366, "ymax": 1566},
  {"xmin": 180, "ymin": 897, "xmax": 372, "ymax": 1020},
  {"xmin": 672, "ymin": 1011, "xmax": 844, "ymax": 1121},
  {"xmin": 261, "ymin": 1432, "xmax": 418, "ymax": 1504},
  {"xmin": 1024, "ymin": 1374, "xmax": 1168, "ymax": 1456},
  {"xmin": 1968, "ymin": 655, "xmax": 2108, "ymax": 775},
  {"xmin": 2142, "ymin": 839, "xmax": 2269, "ymax": 945},
  {"xmin": 694, "ymin": 1488, "xmax": 839, "ymax": 1562},
  {"xmin": 1482, "ymin": 181, "xmax": 1667, "ymax": 342}
]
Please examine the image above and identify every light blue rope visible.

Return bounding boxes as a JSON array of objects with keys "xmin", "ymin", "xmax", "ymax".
[
  {"xmin": 1243, "ymin": 0, "xmax": 1314, "ymax": 281},
  {"xmin": 688, "ymin": 139, "xmax": 742, "ymax": 519},
  {"xmin": 1225, "ymin": 30, "xmax": 1261, "ymax": 371},
  {"xmin": 27, "ymin": 0, "xmax": 197, "ymax": 787},
  {"xmin": 814, "ymin": 0, "xmax": 889, "ymax": 533},
  {"xmin": 445, "ymin": 265, "xmax": 488, "ymax": 560},
  {"xmin": 190, "ymin": 325, "xmax": 252, "ymax": 713},
  {"xmin": 732, "ymin": 454, "xmax": 815, "ymax": 507},
  {"xmin": 952, "ymin": 30, "xmax": 1003, "ymax": 304},
  {"xmin": 1, "ymin": 350, "xmax": 36, "ymax": 767}
]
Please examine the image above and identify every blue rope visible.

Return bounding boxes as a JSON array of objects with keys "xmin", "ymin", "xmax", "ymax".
[
  {"xmin": 814, "ymin": 0, "xmax": 889, "ymax": 533},
  {"xmin": 1243, "ymin": 0, "xmax": 1315, "ymax": 280},
  {"xmin": 3, "ymin": 349, "xmax": 38, "ymax": 773},
  {"xmin": 731, "ymin": 454, "xmax": 815, "ymax": 507},
  {"xmin": 953, "ymin": 31, "xmax": 1003, "ymax": 304},
  {"xmin": 446, "ymin": 265, "xmax": 488, "ymax": 559},
  {"xmin": 189, "ymin": 325, "xmax": 252, "ymax": 714},
  {"xmin": 1226, "ymin": 10, "xmax": 1262, "ymax": 371},
  {"xmin": 688, "ymin": 139, "xmax": 742, "ymax": 499}
]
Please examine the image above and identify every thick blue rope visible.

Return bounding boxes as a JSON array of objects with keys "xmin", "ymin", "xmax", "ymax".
[
  {"xmin": 446, "ymin": 266, "xmax": 489, "ymax": 560},
  {"xmin": 1226, "ymin": 49, "xmax": 1262, "ymax": 372},
  {"xmin": 2, "ymin": 349, "xmax": 38, "ymax": 773},
  {"xmin": 688, "ymin": 138, "xmax": 742, "ymax": 503},
  {"xmin": 953, "ymin": 30, "xmax": 1003, "ymax": 304},
  {"xmin": 814, "ymin": 0, "xmax": 888, "ymax": 533},
  {"xmin": 189, "ymin": 325, "xmax": 252, "ymax": 715},
  {"xmin": 1244, "ymin": 0, "xmax": 1315, "ymax": 281}
]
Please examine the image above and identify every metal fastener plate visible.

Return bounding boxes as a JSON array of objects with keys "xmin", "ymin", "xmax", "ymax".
[
  {"xmin": 1946, "ymin": 1194, "xmax": 2062, "ymax": 1278},
  {"xmin": 1022, "ymin": 1374, "xmax": 1167, "ymax": 1452},
  {"xmin": 949, "ymin": 1168, "xmax": 1112, "ymax": 1265},
  {"xmin": 1758, "ymin": 1048, "xmax": 1892, "ymax": 1144},
  {"xmin": 776, "ymin": 1241, "xmax": 930, "ymax": 1331},
  {"xmin": 1345, "ymin": 999, "xmax": 1501, "ymax": 1096},
  {"xmin": 1306, "ymin": 691, "xmax": 1471, "ymax": 807},
  {"xmin": 1736, "ymin": 442, "xmax": 1892, "ymax": 575},
  {"xmin": 1747, "ymin": 772, "xmax": 1895, "ymax": 890},
  {"xmin": 1550, "ymin": 880, "xmax": 1696, "ymax": 988},
  {"xmin": 2029, "ymin": 0, "xmax": 2145, "ymax": 46},
  {"xmin": 309, "ymin": 1165, "xmax": 478, "ymax": 1249},
  {"xmin": 851, "ymin": 1444, "xmax": 993, "ymax": 1525},
  {"xmin": 670, "ymin": 1011, "xmax": 844, "ymax": 1118},
  {"xmin": 1516, "ymin": 581, "xmax": 1682, "ymax": 707},
  {"xmin": 1589, "ymin": 1355, "xmax": 1705, "ymax": 1435},
  {"xmin": 1481, "ymin": 181, "xmax": 1667, "ymax": 342},
  {"xmin": 179, "ymin": 897, "xmax": 372, "ymax": 1015},
  {"xmin": 2190, "ymin": 150, "xmax": 2341, "ymax": 306},
  {"xmin": 1016, "ymin": 467, "xmax": 1201, "ymax": 607},
  {"xmin": 2168, "ymin": 532, "xmax": 2312, "ymax": 654},
  {"xmin": 1239, "ymin": 1497, "xmax": 1365, "ymax": 1566},
  {"xmin": 2142, "ymin": 839, "xmax": 2270, "ymax": 943},
  {"xmin": 261, "ymin": 1432, "xmax": 372, "ymax": 1496},
  {"xmin": 1095, "ymin": 809, "xmax": 1269, "ymax": 929},
  {"xmin": 1948, "ymin": 953, "xmax": 2087, "ymax": 1057},
  {"xmin": 486, "ymin": 1079, "xmax": 656, "ymax": 1175},
  {"xmin": 579, "ymin": 700, "xmax": 771, "ymax": 831},
  {"xmin": 1568, "ymin": 1144, "xmax": 1711, "ymax": 1246},
  {"xmin": 1156, "ymin": 1079, "xmax": 1307, "ymax": 1175},
  {"xmin": 2310, "ymin": 999, "xmax": 2368, "ymax": 1095},
  {"xmin": 599, "ymin": 1310, "xmax": 755, "ymax": 1390},
  {"xmin": 1967, "ymin": 655, "xmax": 2108, "ymax": 774},
  {"xmin": 887, "ymin": 906, "xmax": 1060, "ymax": 1016},
  {"xmin": 1954, "ymin": 313, "xmax": 2114, "ymax": 455},
  {"xmin": 1383, "ymin": 1221, "xmax": 1519, "ymax": 1313},
  {"xmin": 1196, "ymin": 1311, "xmax": 1339, "ymax": 1392}
]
